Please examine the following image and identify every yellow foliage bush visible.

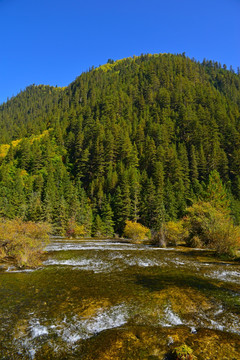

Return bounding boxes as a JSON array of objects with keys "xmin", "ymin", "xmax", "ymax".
[
  {"xmin": 164, "ymin": 220, "xmax": 188, "ymax": 246},
  {"xmin": 184, "ymin": 201, "xmax": 240, "ymax": 257},
  {"xmin": 75, "ymin": 224, "xmax": 86, "ymax": 237},
  {"xmin": 123, "ymin": 220, "xmax": 150, "ymax": 241},
  {"xmin": 0, "ymin": 218, "xmax": 51, "ymax": 268}
]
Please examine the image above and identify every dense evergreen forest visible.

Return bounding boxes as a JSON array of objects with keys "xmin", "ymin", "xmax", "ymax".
[{"xmin": 0, "ymin": 53, "xmax": 240, "ymax": 236}]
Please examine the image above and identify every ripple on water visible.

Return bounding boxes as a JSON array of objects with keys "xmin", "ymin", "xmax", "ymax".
[
  {"xmin": 55, "ymin": 303, "xmax": 129, "ymax": 342},
  {"xmin": 204, "ymin": 269, "xmax": 240, "ymax": 284},
  {"xmin": 6, "ymin": 267, "xmax": 38, "ymax": 273},
  {"xmin": 43, "ymin": 258, "xmax": 114, "ymax": 273},
  {"xmin": 29, "ymin": 320, "xmax": 48, "ymax": 339},
  {"xmin": 44, "ymin": 253, "xmax": 170, "ymax": 272},
  {"xmin": 206, "ymin": 309, "xmax": 240, "ymax": 334},
  {"xmin": 162, "ymin": 305, "xmax": 183, "ymax": 326},
  {"xmin": 2, "ymin": 240, "xmax": 240, "ymax": 358},
  {"xmin": 122, "ymin": 257, "xmax": 164, "ymax": 267},
  {"xmin": 15, "ymin": 303, "xmax": 129, "ymax": 357},
  {"xmin": 45, "ymin": 240, "xmax": 142, "ymax": 252}
]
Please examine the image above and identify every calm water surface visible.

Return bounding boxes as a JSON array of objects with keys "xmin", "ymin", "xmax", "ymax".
[{"xmin": 0, "ymin": 239, "xmax": 240, "ymax": 359}]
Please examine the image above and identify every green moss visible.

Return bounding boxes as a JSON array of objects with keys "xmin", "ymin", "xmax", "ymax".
[{"xmin": 172, "ymin": 344, "xmax": 196, "ymax": 359}]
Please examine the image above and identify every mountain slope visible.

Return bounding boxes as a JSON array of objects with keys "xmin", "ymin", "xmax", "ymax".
[
  {"xmin": 0, "ymin": 85, "xmax": 63, "ymax": 143},
  {"xmin": 0, "ymin": 53, "xmax": 240, "ymax": 234}
]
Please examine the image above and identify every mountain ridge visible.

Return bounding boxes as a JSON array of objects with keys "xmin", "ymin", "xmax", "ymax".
[{"xmin": 0, "ymin": 53, "xmax": 240, "ymax": 234}]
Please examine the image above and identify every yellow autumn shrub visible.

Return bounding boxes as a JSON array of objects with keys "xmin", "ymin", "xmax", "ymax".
[
  {"xmin": 184, "ymin": 201, "xmax": 240, "ymax": 257},
  {"xmin": 123, "ymin": 220, "xmax": 150, "ymax": 241},
  {"xmin": 164, "ymin": 220, "xmax": 188, "ymax": 246},
  {"xmin": 0, "ymin": 218, "xmax": 51, "ymax": 268}
]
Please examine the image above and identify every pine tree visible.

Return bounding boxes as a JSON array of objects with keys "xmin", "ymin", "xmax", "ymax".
[
  {"xmin": 189, "ymin": 145, "xmax": 199, "ymax": 182},
  {"xmin": 27, "ymin": 192, "xmax": 43, "ymax": 222},
  {"xmin": 120, "ymin": 173, "xmax": 131, "ymax": 223},
  {"xmin": 5, "ymin": 144, "xmax": 14, "ymax": 163},
  {"xmin": 54, "ymin": 196, "xmax": 68, "ymax": 235},
  {"xmin": 101, "ymin": 197, "xmax": 115, "ymax": 237},
  {"xmin": 129, "ymin": 167, "xmax": 141, "ymax": 222},
  {"xmin": 205, "ymin": 170, "xmax": 230, "ymax": 214},
  {"xmin": 92, "ymin": 214, "xmax": 104, "ymax": 237},
  {"xmin": 164, "ymin": 179, "xmax": 177, "ymax": 221},
  {"xmin": 31, "ymin": 141, "xmax": 42, "ymax": 172},
  {"xmin": 141, "ymin": 178, "xmax": 157, "ymax": 228},
  {"xmin": 11, "ymin": 170, "xmax": 27, "ymax": 218},
  {"xmin": 76, "ymin": 182, "xmax": 93, "ymax": 236},
  {"xmin": 113, "ymin": 186, "xmax": 124, "ymax": 234},
  {"xmin": 198, "ymin": 143, "xmax": 207, "ymax": 181},
  {"xmin": 17, "ymin": 139, "xmax": 31, "ymax": 171},
  {"xmin": 178, "ymin": 143, "xmax": 190, "ymax": 192}
]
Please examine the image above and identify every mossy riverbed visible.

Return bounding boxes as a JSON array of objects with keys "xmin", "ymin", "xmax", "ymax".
[{"xmin": 0, "ymin": 239, "xmax": 240, "ymax": 359}]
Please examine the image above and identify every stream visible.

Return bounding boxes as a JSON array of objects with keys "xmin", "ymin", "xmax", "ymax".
[{"xmin": 0, "ymin": 239, "xmax": 240, "ymax": 359}]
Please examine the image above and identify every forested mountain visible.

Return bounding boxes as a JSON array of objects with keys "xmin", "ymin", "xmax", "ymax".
[{"xmin": 0, "ymin": 53, "xmax": 240, "ymax": 235}]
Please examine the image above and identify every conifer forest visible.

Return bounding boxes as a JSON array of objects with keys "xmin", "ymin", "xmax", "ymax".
[{"xmin": 0, "ymin": 53, "xmax": 240, "ymax": 237}]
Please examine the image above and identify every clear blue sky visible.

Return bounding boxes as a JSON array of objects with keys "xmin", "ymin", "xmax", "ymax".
[{"xmin": 0, "ymin": 0, "xmax": 239, "ymax": 104}]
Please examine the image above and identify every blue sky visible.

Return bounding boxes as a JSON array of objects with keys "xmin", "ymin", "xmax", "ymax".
[{"xmin": 0, "ymin": 0, "xmax": 239, "ymax": 104}]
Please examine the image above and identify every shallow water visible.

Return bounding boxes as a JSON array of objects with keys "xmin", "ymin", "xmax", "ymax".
[{"xmin": 0, "ymin": 239, "xmax": 240, "ymax": 359}]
